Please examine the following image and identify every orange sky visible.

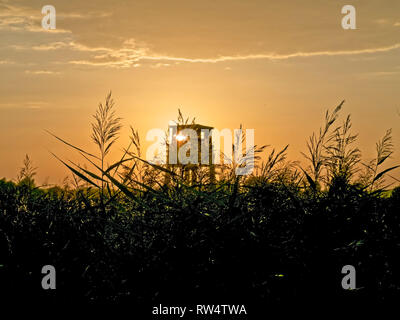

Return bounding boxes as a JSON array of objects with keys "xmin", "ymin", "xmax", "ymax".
[{"xmin": 0, "ymin": 0, "xmax": 399, "ymax": 185}]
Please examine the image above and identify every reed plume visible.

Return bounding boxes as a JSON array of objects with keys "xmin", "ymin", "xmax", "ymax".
[{"xmin": 91, "ymin": 91, "xmax": 122, "ymax": 196}]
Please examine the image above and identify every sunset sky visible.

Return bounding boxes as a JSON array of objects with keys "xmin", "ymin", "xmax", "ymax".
[{"xmin": 0, "ymin": 0, "xmax": 399, "ymax": 184}]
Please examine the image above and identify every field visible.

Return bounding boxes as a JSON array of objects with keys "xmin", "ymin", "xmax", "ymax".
[{"xmin": 1, "ymin": 97, "xmax": 399, "ymax": 312}]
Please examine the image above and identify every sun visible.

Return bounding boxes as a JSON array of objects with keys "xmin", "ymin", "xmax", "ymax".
[{"xmin": 175, "ymin": 133, "xmax": 187, "ymax": 141}]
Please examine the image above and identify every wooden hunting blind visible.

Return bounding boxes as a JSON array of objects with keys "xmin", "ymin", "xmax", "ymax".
[{"xmin": 166, "ymin": 123, "xmax": 215, "ymax": 183}]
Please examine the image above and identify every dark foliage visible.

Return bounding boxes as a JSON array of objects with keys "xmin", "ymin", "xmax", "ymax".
[
  {"xmin": 1, "ymin": 178, "xmax": 399, "ymax": 312},
  {"xmin": 1, "ymin": 100, "xmax": 399, "ymax": 314}
]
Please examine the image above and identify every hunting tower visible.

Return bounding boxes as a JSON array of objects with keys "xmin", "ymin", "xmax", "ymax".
[{"xmin": 166, "ymin": 123, "xmax": 215, "ymax": 184}]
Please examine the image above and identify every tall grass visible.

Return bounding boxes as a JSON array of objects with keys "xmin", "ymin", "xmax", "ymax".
[
  {"xmin": 91, "ymin": 91, "xmax": 122, "ymax": 198},
  {"xmin": 16, "ymin": 154, "xmax": 37, "ymax": 188},
  {"xmin": 2, "ymin": 96, "xmax": 397, "ymax": 307},
  {"xmin": 44, "ymin": 96, "xmax": 400, "ymax": 206}
]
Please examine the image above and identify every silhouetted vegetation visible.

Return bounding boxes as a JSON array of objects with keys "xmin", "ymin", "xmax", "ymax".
[{"xmin": 1, "ymin": 96, "xmax": 399, "ymax": 312}]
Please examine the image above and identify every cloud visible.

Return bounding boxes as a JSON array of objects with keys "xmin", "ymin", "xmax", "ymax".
[
  {"xmin": 0, "ymin": 2, "xmax": 107, "ymax": 34},
  {"xmin": 0, "ymin": 59, "xmax": 15, "ymax": 65},
  {"xmin": 374, "ymin": 19, "xmax": 389, "ymax": 25},
  {"xmin": 357, "ymin": 71, "xmax": 400, "ymax": 79},
  {"xmin": 25, "ymin": 25, "xmax": 72, "ymax": 34},
  {"xmin": 7, "ymin": 37, "xmax": 148, "ymax": 68},
  {"xmin": 25, "ymin": 70, "xmax": 60, "ymax": 75},
  {"xmin": 43, "ymin": 38, "xmax": 150, "ymax": 68},
  {"xmin": 140, "ymin": 43, "xmax": 400, "ymax": 64},
  {"xmin": 69, "ymin": 60, "xmax": 135, "ymax": 68},
  {"xmin": 0, "ymin": 3, "xmax": 41, "ymax": 31},
  {"xmin": 27, "ymin": 38, "xmax": 146, "ymax": 54},
  {"xmin": 0, "ymin": 101, "xmax": 49, "ymax": 109},
  {"xmin": 151, "ymin": 63, "xmax": 171, "ymax": 68},
  {"xmin": 4, "ymin": 2, "xmax": 400, "ymax": 71},
  {"xmin": 65, "ymin": 41, "xmax": 400, "ymax": 69},
  {"xmin": 0, "ymin": 8, "xmax": 71, "ymax": 34},
  {"xmin": 57, "ymin": 12, "xmax": 112, "ymax": 20},
  {"xmin": 7, "ymin": 32, "xmax": 400, "ymax": 69},
  {"xmin": 32, "ymin": 42, "xmax": 70, "ymax": 51}
]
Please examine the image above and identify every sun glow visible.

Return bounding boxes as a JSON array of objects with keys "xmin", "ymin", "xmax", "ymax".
[{"xmin": 175, "ymin": 133, "xmax": 187, "ymax": 141}]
